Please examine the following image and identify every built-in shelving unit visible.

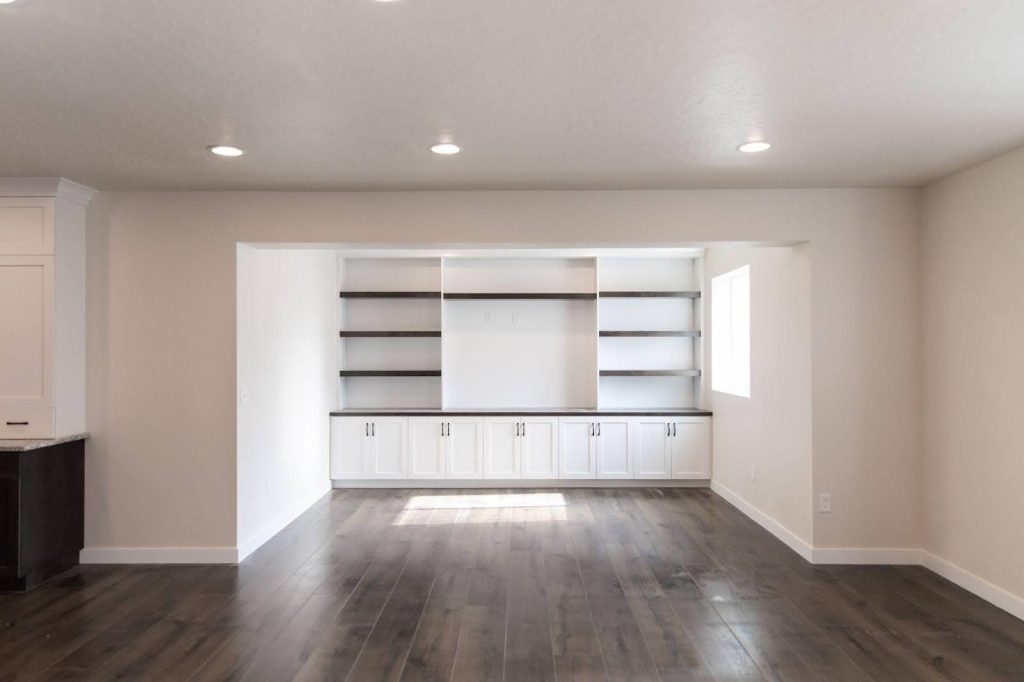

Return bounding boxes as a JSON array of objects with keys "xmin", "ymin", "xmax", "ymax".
[
  {"xmin": 337, "ymin": 258, "xmax": 444, "ymax": 409},
  {"xmin": 335, "ymin": 251, "xmax": 705, "ymax": 412}
]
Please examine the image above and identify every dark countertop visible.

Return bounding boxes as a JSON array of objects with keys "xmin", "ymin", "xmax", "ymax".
[
  {"xmin": 0, "ymin": 432, "xmax": 90, "ymax": 453},
  {"xmin": 330, "ymin": 408, "xmax": 712, "ymax": 417}
]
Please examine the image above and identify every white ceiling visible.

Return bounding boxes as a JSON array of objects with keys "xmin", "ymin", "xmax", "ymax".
[{"xmin": 2, "ymin": 1, "xmax": 1023, "ymax": 191}]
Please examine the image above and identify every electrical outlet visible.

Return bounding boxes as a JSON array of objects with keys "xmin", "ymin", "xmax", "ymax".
[
  {"xmin": 237, "ymin": 389, "xmax": 249, "ymax": 406},
  {"xmin": 818, "ymin": 493, "xmax": 832, "ymax": 513},
  {"xmin": 484, "ymin": 311, "xmax": 493, "ymax": 324},
  {"xmin": 512, "ymin": 312, "xmax": 520, "ymax": 326}
]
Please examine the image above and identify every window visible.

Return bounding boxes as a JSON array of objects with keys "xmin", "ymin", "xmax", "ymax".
[{"xmin": 711, "ymin": 265, "xmax": 750, "ymax": 397}]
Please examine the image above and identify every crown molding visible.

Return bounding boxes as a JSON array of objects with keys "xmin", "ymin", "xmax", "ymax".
[{"xmin": 0, "ymin": 177, "xmax": 98, "ymax": 206}]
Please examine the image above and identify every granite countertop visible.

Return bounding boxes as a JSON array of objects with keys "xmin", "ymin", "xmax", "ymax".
[
  {"xmin": 330, "ymin": 408, "xmax": 713, "ymax": 417},
  {"xmin": 0, "ymin": 432, "xmax": 90, "ymax": 452}
]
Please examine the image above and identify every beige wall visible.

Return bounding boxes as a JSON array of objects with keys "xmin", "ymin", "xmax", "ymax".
[
  {"xmin": 708, "ymin": 245, "xmax": 814, "ymax": 550},
  {"xmin": 84, "ymin": 189, "xmax": 921, "ymax": 552},
  {"xmin": 922, "ymin": 147, "xmax": 1024, "ymax": 600}
]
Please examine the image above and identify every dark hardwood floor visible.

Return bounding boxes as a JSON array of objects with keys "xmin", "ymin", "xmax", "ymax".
[{"xmin": 2, "ymin": 488, "xmax": 1023, "ymax": 681}]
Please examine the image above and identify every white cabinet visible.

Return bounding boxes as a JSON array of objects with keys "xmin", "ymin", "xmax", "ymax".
[
  {"xmin": 633, "ymin": 417, "xmax": 712, "ymax": 479},
  {"xmin": 0, "ymin": 198, "xmax": 54, "ymax": 255},
  {"xmin": 330, "ymin": 416, "xmax": 408, "ymax": 479},
  {"xmin": 483, "ymin": 417, "xmax": 520, "ymax": 479},
  {"xmin": 370, "ymin": 417, "xmax": 408, "ymax": 479},
  {"xmin": 595, "ymin": 417, "xmax": 633, "ymax": 479},
  {"xmin": 670, "ymin": 418, "xmax": 712, "ymax": 479},
  {"xmin": 446, "ymin": 417, "xmax": 484, "ymax": 479},
  {"xmin": 634, "ymin": 418, "xmax": 672, "ymax": 479},
  {"xmin": 330, "ymin": 417, "xmax": 372, "ymax": 479},
  {"xmin": 0, "ymin": 257, "xmax": 54, "ymax": 412},
  {"xmin": 521, "ymin": 417, "xmax": 559, "ymax": 479},
  {"xmin": 483, "ymin": 416, "xmax": 560, "ymax": 479},
  {"xmin": 331, "ymin": 413, "xmax": 710, "ymax": 483},
  {"xmin": 408, "ymin": 418, "xmax": 445, "ymax": 479},
  {"xmin": 559, "ymin": 418, "xmax": 596, "ymax": 479},
  {"xmin": 0, "ymin": 182, "xmax": 93, "ymax": 439}
]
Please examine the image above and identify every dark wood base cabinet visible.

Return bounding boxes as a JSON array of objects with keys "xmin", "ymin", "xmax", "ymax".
[{"xmin": 0, "ymin": 439, "xmax": 84, "ymax": 592}]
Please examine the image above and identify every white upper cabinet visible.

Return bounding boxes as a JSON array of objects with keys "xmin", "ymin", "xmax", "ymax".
[
  {"xmin": 408, "ymin": 418, "xmax": 445, "ymax": 479},
  {"xmin": 0, "ymin": 198, "xmax": 54, "ymax": 255},
  {"xmin": 0, "ymin": 257, "xmax": 53, "ymax": 408},
  {"xmin": 594, "ymin": 417, "xmax": 633, "ymax": 479},
  {"xmin": 0, "ymin": 180, "xmax": 94, "ymax": 439},
  {"xmin": 520, "ymin": 417, "xmax": 558, "ymax": 479}
]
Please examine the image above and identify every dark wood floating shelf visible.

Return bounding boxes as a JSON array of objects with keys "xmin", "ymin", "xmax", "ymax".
[
  {"xmin": 339, "ymin": 331, "xmax": 441, "ymax": 338},
  {"xmin": 338, "ymin": 291, "xmax": 442, "ymax": 299},
  {"xmin": 600, "ymin": 291, "xmax": 701, "ymax": 298},
  {"xmin": 600, "ymin": 369, "xmax": 702, "ymax": 377},
  {"xmin": 599, "ymin": 330, "xmax": 701, "ymax": 337},
  {"xmin": 339, "ymin": 370, "xmax": 442, "ymax": 377},
  {"xmin": 443, "ymin": 293, "xmax": 597, "ymax": 300}
]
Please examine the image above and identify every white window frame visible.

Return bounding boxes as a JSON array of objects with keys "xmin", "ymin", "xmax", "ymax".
[{"xmin": 711, "ymin": 265, "xmax": 750, "ymax": 398}]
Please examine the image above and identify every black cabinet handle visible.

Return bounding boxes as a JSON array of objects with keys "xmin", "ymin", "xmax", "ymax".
[
  {"xmin": 365, "ymin": 422, "xmax": 369, "ymax": 436},
  {"xmin": 372, "ymin": 422, "xmax": 375, "ymax": 437},
  {"xmin": 522, "ymin": 422, "xmax": 526, "ymax": 437},
  {"xmin": 6, "ymin": 421, "xmax": 29, "ymax": 426},
  {"xmin": 516, "ymin": 422, "xmax": 520, "ymax": 437},
  {"xmin": 446, "ymin": 422, "xmax": 450, "ymax": 437},
  {"xmin": 590, "ymin": 423, "xmax": 595, "ymax": 437},
  {"xmin": 667, "ymin": 423, "xmax": 670, "ymax": 436},
  {"xmin": 597, "ymin": 422, "xmax": 601, "ymax": 437},
  {"xmin": 673, "ymin": 423, "xmax": 677, "ymax": 437}
]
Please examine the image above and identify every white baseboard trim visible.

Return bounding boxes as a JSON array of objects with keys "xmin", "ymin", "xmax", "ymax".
[
  {"xmin": 706, "ymin": 483, "xmax": 1024, "ymax": 623},
  {"xmin": 80, "ymin": 546, "xmax": 239, "ymax": 564},
  {"xmin": 237, "ymin": 483, "xmax": 332, "ymax": 562},
  {"xmin": 709, "ymin": 480, "xmax": 814, "ymax": 562},
  {"xmin": 921, "ymin": 550, "xmax": 1024, "ymax": 622},
  {"xmin": 333, "ymin": 479, "xmax": 710, "ymax": 489},
  {"xmin": 811, "ymin": 547, "xmax": 922, "ymax": 565}
]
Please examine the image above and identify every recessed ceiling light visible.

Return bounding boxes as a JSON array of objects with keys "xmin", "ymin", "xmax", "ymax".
[
  {"xmin": 430, "ymin": 142, "xmax": 461, "ymax": 155},
  {"xmin": 0, "ymin": 1, "xmax": 20, "ymax": 5},
  {"xmin": 208, "ymin": 145, "xmax": 245, "ymax": 157},
  {"xmin": 738, "ymin": 141, "xmax": 771, "ymax": 153}
]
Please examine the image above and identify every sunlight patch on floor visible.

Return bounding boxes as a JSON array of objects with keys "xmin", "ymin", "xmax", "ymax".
[{"xmin": 392, "ymin": 493, "xmax": 569, "ymax": 526}]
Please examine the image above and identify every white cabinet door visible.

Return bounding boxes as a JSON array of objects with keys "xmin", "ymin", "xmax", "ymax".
[
  {"xmin": 446, "ymin": 417, "xmax": 484, "ymax": 479},
  {"xmin": 0, "ymin": 198, "xmax": 54, "ymax": 255},
  {"xmin": 671, "ymin": 418, "xmax": 712, "ymax": 479},
  {"xmin": 595, "ymin": 418, "xmax": 633, "ymax": 479},
  {"xmin": 521, "ymin": 417, "xmax": 558, "ymax": 479},
  {"xmin": 0, "ymin": 257, "xmax": 54, "ymax": 409},
  {"xmin": 370, "ymin": 417, "xmax": 408, "ymax": 479},
  {"xmin": 409, "ymin": 418, "xmax": 445, "ymax": 479},
  {"xmin": 331, "ymin": 417, "xmax": 371, "ymax": 479},
  {"xmin": 633, "ymin": 418, "xmax": 671, "ymax": 479},
  {"xmin": 484, "ymin": 417, "xmax": 520, "ymax": 479},
  {"xmin": 559, "ymin": 418, "xmax": 595, "ymax": 479}
]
